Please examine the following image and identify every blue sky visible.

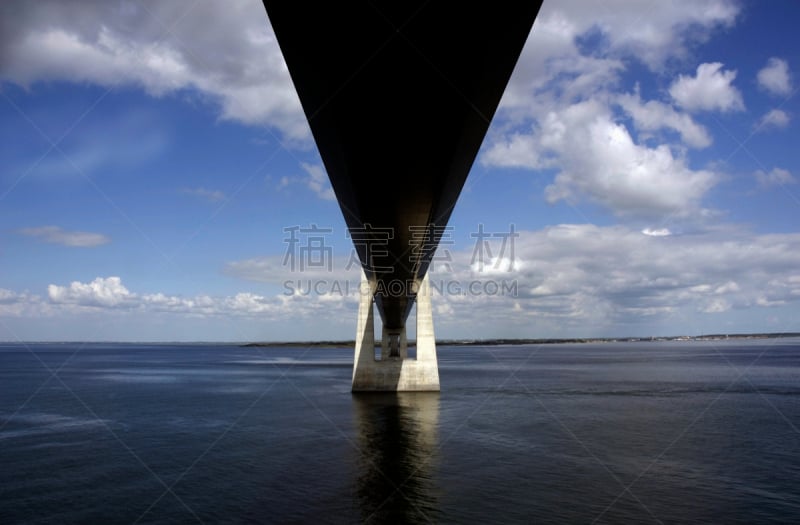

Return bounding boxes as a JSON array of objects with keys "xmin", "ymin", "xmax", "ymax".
[{"xmin": 1, "ymin": 0, "xmax": 798, "ymax": 341}]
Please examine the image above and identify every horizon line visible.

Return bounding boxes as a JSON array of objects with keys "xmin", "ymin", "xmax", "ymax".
[{"xmin": 2, "ymin": 331, "xmax": 799, "ymax": 346}]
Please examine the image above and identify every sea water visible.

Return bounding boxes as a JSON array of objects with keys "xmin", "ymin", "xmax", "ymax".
[{"xmin": 1, "ymin": 340, "xmax": 799, "ymax": 523}]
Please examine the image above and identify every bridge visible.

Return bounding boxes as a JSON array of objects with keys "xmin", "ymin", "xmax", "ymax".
[{"xmin": 263, "ymin": 1, "xmax": 542, "ymax": 391}]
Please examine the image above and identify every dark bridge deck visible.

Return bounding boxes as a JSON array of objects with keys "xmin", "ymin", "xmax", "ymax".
[{"xmin": 264, "ymin": 1, "xmax": 541, "ymax": 329}]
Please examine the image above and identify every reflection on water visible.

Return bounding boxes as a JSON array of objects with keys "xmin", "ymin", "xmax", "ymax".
[
  {"xmin": 352, "ymin": 393, "xmax": 440, "ymax": 524},
  {"xmin": 5, "ymin": 343, "xmax": 799, "ymax": 523}
]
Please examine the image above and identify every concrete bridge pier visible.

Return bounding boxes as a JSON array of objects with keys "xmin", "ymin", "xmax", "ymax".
[{"xmin": 352, "ymin": 272, "xmax": 440, "ymax": 392}]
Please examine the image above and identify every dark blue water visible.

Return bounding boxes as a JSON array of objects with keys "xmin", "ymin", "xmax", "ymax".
[{"xmin": 1, "ymin": 340, "xmax": 799, "ymax": 524}]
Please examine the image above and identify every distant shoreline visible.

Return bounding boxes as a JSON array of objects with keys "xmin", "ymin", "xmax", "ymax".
[
  {"xmin": 241, "ymin": 332, "xmax": 800, "ymax": 348},
  {"xmin": 3, "ymin": 332, "xmax": 798, "ymax": 346}
]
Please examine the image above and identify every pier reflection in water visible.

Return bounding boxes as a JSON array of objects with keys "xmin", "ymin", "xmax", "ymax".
[{"xmin": 352, "ymin": 393, "xmax": 441, "ymax": 524}]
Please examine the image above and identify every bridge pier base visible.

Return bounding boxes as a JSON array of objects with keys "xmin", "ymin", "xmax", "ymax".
[{"xmin": 352, "ymin": 272, "xmax": 440, "ymax": 392}]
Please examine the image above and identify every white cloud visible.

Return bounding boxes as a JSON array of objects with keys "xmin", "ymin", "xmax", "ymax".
[
  {"xmin": 2, "ymin": 0, "xmax": 739, "ymax": 144},
  {"xmin": 756, "ymin": 109, "xmax": 790, "ymax": 131},
  {"xmin": 425, "ymin": 224, "xmax": 800, "ymax": 334},
  {"xmin": 642, "ymin": 228, "xmax": 671, "ymax": 237},
  {"xmin": 0, "ymin": 289, "xmax": 44, "ymax": 317},
  {"xmin": 483, "ymin": 3, "xmax": 741, "ymax": 220},
  {"xmin": 0, "ymin": 289, "xmax": 18, "ymax": 304},
  {"xmin": 180, "ymin": 187, "xmax": 226, "ymax": 202},
  {"xmin": 755, "ymin": 168, "xmax": 796, "ymax": 188},
  {"xmin": 4, "ymin": 223, "xmax": 800, "ymax": 337},
  {"xmin": 0, "ymin": 0, "xmax": 308, "ymax": 140},
  {"xmin": 221, "ymin": 224, "xmax": 800, "ymax": 335},
  {"xmin": 702, "ymin": 298, "xmax": 730, "ymax": 313},
  {"xmin": 18, "ymin": 226, "xmax": 110, "ymax": 247},
  {"xmin": 757, "ymin": 57, "xmax": 792, "ymax": 96},
  {"xmin": 301, "ymin": 162, "xmax": 336, "ymax": 201},
  {"xmin": 485, "ymin": 100, "xmax": 718, "ymax": 218},
  {"xmin": 267, "ymin": 162, "xmax": 336, "ymax": 201},
  {"xmin": 48, "ymin": 276, "xmax": 133, "ymax": 307},
  {"xmin": 715, "ymin": 281, "xmax": 739, "ymax": 294},
  {"xmin": 617, "ymin": 91, "xmax": 712, "ymax": 148},
  {"xmin": 501, "ymin": 0, "xmax": 739, "ymax": 115},
  {"xmin": 41, "ymin": 275, "xmax": 352, "ymax": 320},
  {"xmin": 669, "ymin": 63, "xmax": 745, "ymax": 112}
]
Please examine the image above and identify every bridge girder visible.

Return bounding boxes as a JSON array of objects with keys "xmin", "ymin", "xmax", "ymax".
[{"xmin": 263, "ymin": 1, "xmax": 542, "ymax": 329}]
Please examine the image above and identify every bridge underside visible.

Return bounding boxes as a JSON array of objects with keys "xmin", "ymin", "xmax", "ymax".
[{"xmin": 263, "ymin": 1, "xmax": 541, "ymax": 390}]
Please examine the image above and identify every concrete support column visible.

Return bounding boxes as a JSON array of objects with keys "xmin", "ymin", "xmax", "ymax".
[
  {"xmin": 352, "ymin": 271, "xmax": 377, "ymax": 385},
  {"xmin": 351, "ymin": 271, "xmax": 439, "ymax": 392},
  {"xmin": 401, "ymin": 272, "xmax": 439, "ymax": 390},
  {"xmin": 415, "ymin": 272, "xmax": 437, "ymax": 365}
]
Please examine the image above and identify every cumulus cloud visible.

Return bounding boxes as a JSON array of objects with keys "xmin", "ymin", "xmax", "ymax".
[
  {"xmin": 669, "ymin": 62, "xmax": 745, "ymax": 112},
  {"xmin": 1, "ymin": 0, "xmax": 743, "ymax": 223},
  {"xmin": 4, "ymin": 221, "xmax": 800, "ymax": 336},
  {"xmin": 755, "ymin": 109, "xmax": 790, "ymax": 131},
  {"xmin": 617, "ymin": 91, "xmax": 712, "ymax": 148},
  {"xmin": 483, "ymin": 3, "xmax": 740, "ymax": 220},
  {"xmin": 48, "ymin": 276, "xmax": 133, "ymax": 307},
  {"xmin": 0, "ymin": 289, "xmax": 18, "ymax": 304},
  {"xmin": 18, "ymin": 226, "xmax": 110, "ymax": 247},
  {"xmin": 485, "ymin": 100, "xmax": 717, "ymax": 218},
  {"xmin": 26, "ymin": 226, "xmax": 795, "ymax": 329},
  {"xmin": 0, "ymin": 288, "xmax": 44, "ymax": 317},
  {"xmin": 40, "ymin": 275, "xmax": 351, "ymax": 320},
  {"xmin": 500, "ymin": 0, "xmax": 738, "ymax": 114},
  {"xmin": 424, "ymin": 224, "xmax": 800, "ymax": 334},
  {"xmin": 4, "ymin": 0, "xmax": 735, "ymax": 144},
  {"xmin": 757, "ymin": 57, "xmax": 793, "ymax": 96},
  {"xmin": 0, "ymin": 0, "xmax": 308, "ymax": 139},
  {"xmin": 755, "ymin": 168, "xmax": 796, "ymax": 188},
  {"xmin": 224, "ymin": 223, "xmax": 800, "ymax": 334},
  {"xmin": 542, "ymin": 104, "xmax": 717, "ymax": 217},
  {"xmin": 0, "ymin": 0, "xmax": 742, "ymax": 156}
]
